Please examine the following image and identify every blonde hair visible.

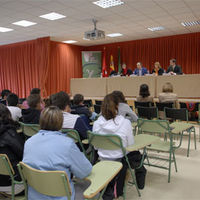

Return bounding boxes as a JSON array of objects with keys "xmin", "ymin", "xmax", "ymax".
[
  {"xmin": 154, "ymin": 62, "xmax": 161, "ymax": 69},
  {"xmin": 162, "ymin": 82, "xmax": 173, "ymax": 93}
]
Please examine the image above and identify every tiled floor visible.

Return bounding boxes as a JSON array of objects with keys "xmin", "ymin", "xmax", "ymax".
[{"xmin": 1, "ymin": 128, "xmax": 200, "ymax": 200}]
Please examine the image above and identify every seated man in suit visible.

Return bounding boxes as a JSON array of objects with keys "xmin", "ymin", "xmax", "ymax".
[
  {"xmin": 167, "ymin": 59, "xmax": 182, "ymax": 75},
  {"xmin": 133, "ymin": 62, "xmax": 148, "ymax": 76}
]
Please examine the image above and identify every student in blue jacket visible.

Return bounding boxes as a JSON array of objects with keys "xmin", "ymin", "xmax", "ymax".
[
  {"xmin": 23, "ymin": 106, "xmax": 92, "ymax": 200},
  {"xmin": 133, "ymin": 62, "xmax": 148, "ymax": 76}
]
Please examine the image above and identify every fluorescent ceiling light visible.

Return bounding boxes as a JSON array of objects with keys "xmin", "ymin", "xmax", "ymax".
[
  {"xmin": 39, "ymin": 12, "xmax": 66, "ymax": 20},
  {"xmin": 93, "ymin": 0, "xmax": 124, "ymax": 8},
  {"xmin": 12, "ymin": 20, "xmax": 37, "ymax": 27},
  {"xmin": 181, "ymin": 21, "xmax": 200, "ymax": 27},
  {"xmin": 148, "ymin": 26, "xmax": 164, "ymax": 31},
  {"xmin": 107, "ymin": 33, "xmax": 123, "ymax": 37},
  {"xmin": 0, "ymin": 27, "xmax": 13, "ymax": 32},
  {"xmin": 63, "ymin": 40, "xmax": 77, "ymax": 44}
]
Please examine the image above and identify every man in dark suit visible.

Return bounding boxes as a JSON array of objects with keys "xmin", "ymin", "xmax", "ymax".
[{"xmin": 167, "ymin": 59, "xmax": 182, "ymax": 75}]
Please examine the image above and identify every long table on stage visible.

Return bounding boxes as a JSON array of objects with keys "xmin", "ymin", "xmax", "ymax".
[{"xmin": 70, "ymin": 74, "xmax": 200, "ymax": 99}]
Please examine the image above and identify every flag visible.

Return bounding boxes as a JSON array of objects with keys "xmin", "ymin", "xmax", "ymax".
[
  {"xmin": 118, "ymin": 47, "xmax": 121, "ymax": 74},
  {"xmin": 110, "ymin": 55, "xmax": 114, "ymax": 72},
  {"xmin": 102, "ymin": 47, "xmax": 108, "ymax": 77}
]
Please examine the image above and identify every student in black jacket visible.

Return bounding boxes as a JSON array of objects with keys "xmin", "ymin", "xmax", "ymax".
[
  {"xmin": 22, "ymin": 94, "xmax": 41, "ymax": 124},
  {"xmin": 167, "ymin": 59, "xmax": 182, "ymax": 75},
  {"xmin": 0, "ymin": 104, "xmax": 24, "ymax": 194}
]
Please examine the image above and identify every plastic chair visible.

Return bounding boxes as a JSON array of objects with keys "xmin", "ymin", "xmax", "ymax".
[
  {"xmin": 137, "ymin": 118, "xmax": 177, "ymax": 183},
  {"xmin": 84, "ymin": 100, "xmax": 93, "ymax": 108},
  {"xmin": 87, "ymin": 130, "xmax": 142, "ymax": 198},
  {"xmin": 0, "ymin": 154, "xmax": 24, "ymax": 200},
  {"xmin": 165, "ymin": 107, "xmax": 196, "ymax": 157},
  {"xmin": 156, "ymin": 102, "xmax": 174, "ymax": 111},
  {"xmin": 19, "ymin": 122, "xmax": 40, "ymax": 138},
  {"xmin": 94, "ymin": 104, "xmax": 101, "ymax": 114},
  {"xmin": 134, "ymin": 101, "xmax": 153, "ymax": 109},
  {"xmin": 137, "ymin": 106, "xmax": 158, "ymax": 120},
  {"xmin": 95, "ymin": 100, "xmax": 102, "ymax": 105}
]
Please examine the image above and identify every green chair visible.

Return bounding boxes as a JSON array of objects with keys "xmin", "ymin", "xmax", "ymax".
[
  {"xmin": 19, "ymin": 122, "xmax": 40, "ymax": 138},
  {"xmin": 164, "ymin": 107, "xmax": 196, "ymax": 157},
  {"xmin": 137, "ymin": 118, "xmax": 177, "ymax": 183},
  {"xmin": 0, "ymin": 154, "xmax": 24, "ymax": 200},
  {"xmin": 87, "ymin": 130, "xmax": 143, "ymax": 198},
  {"xmin": 18, "ymin": 161, "xmax": 122, "ymax": 200},
  {"xmin": 61, "ymin": 128, "xmax": 86, "ymax": 156}
]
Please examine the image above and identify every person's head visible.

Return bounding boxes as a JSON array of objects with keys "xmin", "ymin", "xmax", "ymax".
[
  {"xmin": 7, "ymin": 93, "xmax": 19, "ymax": 106},
  {"xmin": 1, "ymin": 89, "xmax": 11, "ymax": 100},
  {"xmin": 154, "ymin": 62, "xmax": 161, "ymax": 70},
  {"xmin": 30, "ymin": 88, "xmax": 41, "ymax": 95},
  {"xmin": 73, "ymin": 94, "xmax": 84, "ymax": 105},
  {"xmin": 40, "ymin": 106, "xmax": 63, "ymax": 131},
  {"xmin": 101, "ymin": 93, "xmax": 118, "ymax": 120},
  {"xmin": 127, "ymin": 69, "xmax": 133, "ymax": 76},
  {"xmin": 109, "ymin": 70, "xmax": 117, "ymax": 77},
  {"xmin": 139, "ymin": 84, "xmax": 150, "ymax": 98},
  {"xmin": 122, "ymin": 63, "xmax": 126, "ymax": 69},
  {"xmin": 162, "ymin": 82, "xmax": 173, "ymax": 93},
  {"xmin": 27, "ymin": 94, "xmax": 41, "ymax": 110},
  {"xmin": 112, "ymin": 91, "xmax": 126, "ymax": 104},
  {"xmin": 0, "ymin": 104, "xmax": 12, "ymax": 123},
  {"xmin": 137, "ymin": 62, "xmax": 142, "ymax": 70},
  {"xmin": 50, "ymin": 91, "xmax": 70, "ymax": 112},
  {"xmin": 170, "ymin": 59, "xmax": 176, "ymax": 66}
]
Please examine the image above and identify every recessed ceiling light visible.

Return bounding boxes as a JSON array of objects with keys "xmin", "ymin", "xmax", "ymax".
[
  {"xmin": 147, "ymin": 26, "xmax": 164, "ymax": 31},
  {"xmin": 0, "ymin": 27, "xmax": 13, "ymax": 32},
  {"xmin": 63, "ymin": 40, "xmax": 77, "ymax": 44},
  {"xmin": 93, "ymin": 0, "xmax": 124, "ymax": 8},
  {"xmin": 181, "ymin": 20, "xmax": 200, "ymax": 27},
  {"xmin": 39, "ymin": 12, "xmax": 66, "ymax": 20},
  {"xmin": 106, "ymin": 33, "xmax": 123, "ymax": 37},
  {"xmin": 12, "ymin": 20, "xmax": 37, "ymax": 27}
]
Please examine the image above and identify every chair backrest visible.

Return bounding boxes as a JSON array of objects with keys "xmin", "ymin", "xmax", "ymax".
[
  {"xmin": 18, "ymin": 162, "xmax": 72, "ymax": 199},
  {"xmin": 165, "ymin": 107, "xmax": 188, "ymax": 121},
  {"xmin": 137, "ymin": 106, "xmax": 158, "ymax": 120},
  {"xmin": 84, "ymin": 100, "xmax": 93, "ymax": 108},
  {"xmin": 61, "ymin": 129, "xmax": 80, "ymax": 143},
  {"xmin": 87, "ymin": 131, "xmax": 125, "ymax": 153},
  {"xmin": 70, "ymin": 100, "xmax": 74, "ymax": 107},
  {"xmin": 156, "ymin": 102, "xmax": 174, "ymax": 111},
  {"xmin": 134, "ymin": 101, "xmax": 153, "ymax": 109},
  {"xmin": 137, "ymin": 118, "xmax": 171, "ymax": 134},
  {"xmin": 0, "ymin": 154, "xmax": 14, "ymax": 176},
  {"xmin": 94, "ymin": 104, "xmax": 101, "ymax": 114},
  {"xmin": 19, "ymin": 122, "xmax": 40, "ymax": 137},
  {"xmin": 0, "ymin": 99, "xmax": 6, "ymax": 105},
  {"xmin": 180, "ymin": 102, "xmax": 199, "ymax": 112},
  {"xmin": 95, "ymin": 100, "xmax": 102, "ymax": 105}
]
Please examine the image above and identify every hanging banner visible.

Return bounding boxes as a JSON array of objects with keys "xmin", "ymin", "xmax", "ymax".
[{"xmin": 82, "ymin": 51, "xmax": 101, "ymax": 78}]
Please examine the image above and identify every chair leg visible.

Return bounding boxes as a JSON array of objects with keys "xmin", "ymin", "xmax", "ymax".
[
  {"xmin": 11, "ymin": 182, "xmax": 15, "ymax": 200},
  {"xmin": 172, "ymin": 150, "xmax": 177, "ymax": 172},
  {"xmin": 129, "ymin": 169, "xmax": 141, "ymax": 197},
  {"xmin": 123, "ymin": 182, "xmax": 127, "ymax": 200},
  {"xmin": 192, "ymin": 128, "xmax": 197, "ymax": 150},
  {"xmin": 187, "ymin": 131, "xmax": 191, "ymax": 157},
  {"xmin": 168, "ymin": 150, "xmax": 172, "ymax": 183}
]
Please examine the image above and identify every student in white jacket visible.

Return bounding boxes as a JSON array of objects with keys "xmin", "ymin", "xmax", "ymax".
[{"xmin": 93, "ymin": 93, "xmax": 134, "ymax": 200}]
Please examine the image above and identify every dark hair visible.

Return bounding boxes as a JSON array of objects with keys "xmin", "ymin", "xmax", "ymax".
[
  {"xmin": 40, "ymin": 106, "xmax": 63, "ymax": 131},
  {"xmin": 139, "ymin": 84, "xmax": 150, "ymax": 98},
  {"xmin": 109, "ymin": 70, "xmax": 118, "ymax": 77},
  {"xmin": 1, "ymin": 89, "xmax": 11, "ymax": 99},
  {"xmin": 50, "ymin": 91, "xmax": 70, "ymax": 111},
  {"xmin": 127, "ymin": 69, "xmax": 133, "ymax": 76},
  {"xmin": 7, "ymin": 93, "xmax": 19, "ymax": 106},
  {"xmin": 101, "ymin": 93, "xmax": 118, "ymax": 120},
  {"xmin": 30, "ymin": 88, "xmax": 41, "ymax": 95},
  {"xmin": 73, "ymin": 94, "xmax": 84, "ymax": 105},
  {"xmin": 27, "ymin": 94, "xmax": 41, "ymax": 109},
  {"xmin": 112, "ymin": 91, "xmax": 126, "ymax": 103},
  {"xmin": 170, "ymin": 59, "xmax": 176, "ymax": 64}
]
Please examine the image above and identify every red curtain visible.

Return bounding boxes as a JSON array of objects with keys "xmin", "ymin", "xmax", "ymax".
[
  {"xmin": 84, "ymin": 32, "xmax": 200, "ymax": 74},
  {"xmin": 45, "ymin": 41, "xmax": 83, "ymax": 96},
  {"xmin": 0, "ymin": 37, "xmax": 50, "ymax": 98}
]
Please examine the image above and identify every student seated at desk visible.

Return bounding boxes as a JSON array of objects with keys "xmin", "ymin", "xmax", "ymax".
[
  {"xmin": 112, "ymin": 90, "xmax": 138, "ymax": 122},
  {"xmin": 23, "ymin": 106, "xmax": 92, "ymax": 200},
  {"xmin": 50, "ymin": 91, "xmax": 90, "ymax": 140},
  {"xmin": 93, "ymin": 93, "xmax": 146, "ymax": 200},
  {"xmin": 136, "ymin": 84, "xmax": 153, "ymax": 102},
  {"xmin": 22, "ymin": 94, "xmax": 41, "ymax": 124},
  {"xmin": 0, "ymin": 104, "xmax": 24, "ymax": 195}
]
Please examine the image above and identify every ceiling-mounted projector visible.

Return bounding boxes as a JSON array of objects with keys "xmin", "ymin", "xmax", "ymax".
[{"xmin": 84, "ymin": 19, "xmax": 105, "ymax": 40}]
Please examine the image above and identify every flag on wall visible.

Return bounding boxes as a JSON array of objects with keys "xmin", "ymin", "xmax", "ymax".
[
  {"xmin": 118, "ymin": 47, "xmax": 121, "ymax": 74},
  {"xmin": 110, "ymin": 55, "xmax": 114, "ymax": 72},
  {"xmin": 102, "ymin": 47, "xmax": 108, "ymax": 77}
]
